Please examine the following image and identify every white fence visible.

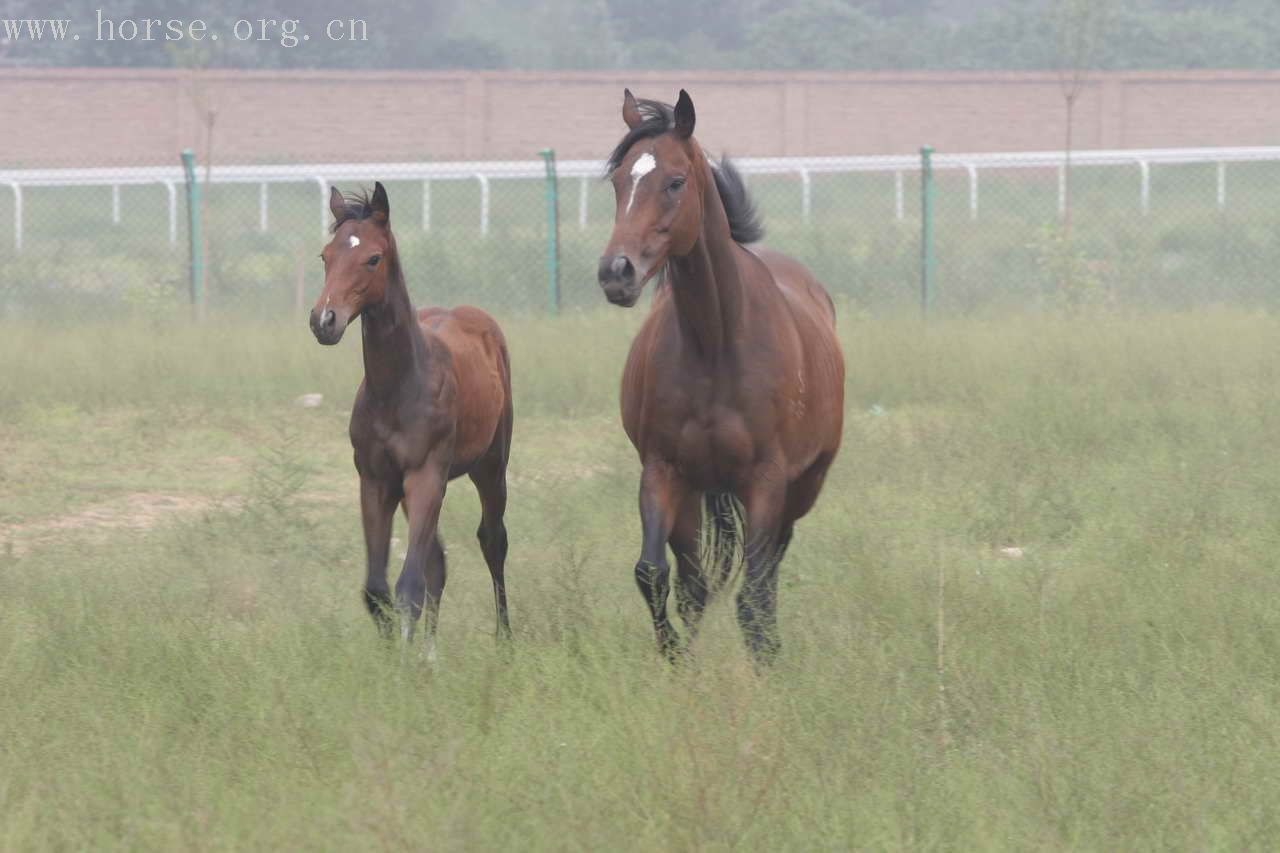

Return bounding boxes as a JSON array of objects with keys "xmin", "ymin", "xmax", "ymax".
[{"xmin": 3, "ymin": 146, "xmax": 1279, "ymax": 251}]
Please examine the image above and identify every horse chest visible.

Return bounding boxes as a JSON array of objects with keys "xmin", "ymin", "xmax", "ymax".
[
  {"xmin": 672, "ymin": 407, "xmax": 754, "ymax": 488},
  {"xmin": 350, "ymin": 407, "xmax": 433, "ymax": 479}
]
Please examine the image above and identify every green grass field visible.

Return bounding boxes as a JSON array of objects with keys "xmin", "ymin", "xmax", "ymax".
[{"xmin": 3, "ymin": 309, "xmax": 1280, "ymax": 849}]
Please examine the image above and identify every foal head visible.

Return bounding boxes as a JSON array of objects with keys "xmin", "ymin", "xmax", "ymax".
[{"xmin": 310, "ymin": 181, "xmax": 397, "ymax": 345}]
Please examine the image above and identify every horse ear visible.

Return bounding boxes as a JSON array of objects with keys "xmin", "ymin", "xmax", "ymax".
[
  {"xmin": 622, "ymin": 88, "xmax": 643, "ymax": 130},
  {"xmin": 673, "ymin": 89, "xmax": 695, "ymax": 139},
  {"xmin": 370, "ymin": 181, "xmax": 390, "ymax": 225},
  {"xmin": 329, "ymin": 186, "xmax": 346, "ymax": 221}
]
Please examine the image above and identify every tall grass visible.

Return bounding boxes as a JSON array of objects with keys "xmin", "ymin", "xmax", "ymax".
[{"xmin": 2, "ymin": 310, "xmax": 1280, "ymax": 849}]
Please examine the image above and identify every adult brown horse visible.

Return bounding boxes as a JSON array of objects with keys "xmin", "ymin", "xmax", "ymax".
[
  {"xmin": 310, "ymin": 182, "xmax": 513, "ymax": 657},
  {"xmin": 598, "ymin": 90, "xmax": 845, "ymax": 665}
]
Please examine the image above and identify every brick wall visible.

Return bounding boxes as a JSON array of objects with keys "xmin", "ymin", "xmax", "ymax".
[{"xmin": 4, "ymin": 68, "xmax": 1280, "ymax": 166}]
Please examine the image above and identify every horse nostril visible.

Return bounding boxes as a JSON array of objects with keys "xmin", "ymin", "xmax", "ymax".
[
  {"xmin": 599, "ymin": 253, "xmax": 640, "ymax": 286},
  {"xmin": 320, "ymin": 309, "xmax": 336, "ymax": 329}
]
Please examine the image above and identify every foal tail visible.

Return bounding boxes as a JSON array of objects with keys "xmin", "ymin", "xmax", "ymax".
[{"xmin": 494, "ymin": 326, "xmax": 514, "ymax": 461}]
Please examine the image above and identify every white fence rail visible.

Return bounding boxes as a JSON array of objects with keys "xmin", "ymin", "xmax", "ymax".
[{"xmin": 2, "ymin": 146, "xmax": 1278, "ymax": 251}]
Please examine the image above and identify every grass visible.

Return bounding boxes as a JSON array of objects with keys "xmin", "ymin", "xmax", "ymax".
[{"xmin": 3, "ymin": 308, "xmax": 1280, "ymax": 849}]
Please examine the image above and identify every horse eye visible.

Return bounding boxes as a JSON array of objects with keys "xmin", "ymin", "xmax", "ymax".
[
  {"xmin": 366, "ymin": 254, "xmax": 381, "ymax": 267},
  {"xmin": 668, "ymin": 177, "xmax": 686, "ymax": 192}
]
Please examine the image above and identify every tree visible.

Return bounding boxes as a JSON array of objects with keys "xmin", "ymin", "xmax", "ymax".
[
  {"xmin": 1051, "ymin": 0, "xmax": 1106, "ymax": 237},
  {"xmin": 1047, "ymin": 0, "xmax": 1109, "ymax": 307}
]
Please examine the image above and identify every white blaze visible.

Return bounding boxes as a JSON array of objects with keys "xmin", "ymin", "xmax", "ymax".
[
  {"xmin": 625, "ymin": 152, "xmax": 657, "ymax": 216},
  {"xmin": 348, "ymin": 235, "xmax": 360, "ymax": 248}
]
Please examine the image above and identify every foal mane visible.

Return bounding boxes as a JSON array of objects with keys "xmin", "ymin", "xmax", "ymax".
[
  {"xmin": 606, "ymin": 97, "xmax": 764, "ymax": 246},
  {"xmin": 330, "ymin": 189, "xmax": 381, "ymax": 233}
]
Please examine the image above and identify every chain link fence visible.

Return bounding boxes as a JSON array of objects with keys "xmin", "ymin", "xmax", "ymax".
[{"xmin": 1, "ymin": 148, "xmax": 1278, "ymax": 321}]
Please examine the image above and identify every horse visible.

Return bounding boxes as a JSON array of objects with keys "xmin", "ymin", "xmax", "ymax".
[
  {"xmin": 596, "ymin": 90, "xmax": 846, "ymax": 665},
  {"xmin": 309, "ymin": 182, "xmax": 513, "ymax": 657}
]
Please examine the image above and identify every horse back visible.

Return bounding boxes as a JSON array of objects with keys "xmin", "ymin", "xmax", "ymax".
[{"xmin": 417, "ymin": 305, "xmax": 512, "ymax": 469}]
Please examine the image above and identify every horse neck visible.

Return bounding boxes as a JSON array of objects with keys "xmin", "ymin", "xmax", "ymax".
[
  {"xmin": 360, "ymin": 248, "xmax": 425, "ymax": 399},
  {"xmin": 665, "ymin": 163, "xmax": 744, "ymax": 363}
]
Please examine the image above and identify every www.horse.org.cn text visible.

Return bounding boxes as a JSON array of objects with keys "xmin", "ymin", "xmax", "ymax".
[{"xmin": 0, "ymin": 12, "xmax": 369, "ymax": 48}]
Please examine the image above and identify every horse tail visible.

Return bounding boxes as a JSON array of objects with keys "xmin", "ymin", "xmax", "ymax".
[{"xmin": 700, "ymin": 491, "xmax": 745, "ymax": 594}]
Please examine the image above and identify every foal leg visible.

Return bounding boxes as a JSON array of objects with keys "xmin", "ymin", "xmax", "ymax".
[
  {"xmin": 359, "ymin": 475, "xmax": 400, "ymax": 637},
  {"xmin": 635, "ymin": 460, "xmax": 690, "ymax": 660},
  {"xmin": 419, "ymin": 535, "xmax": 447, "ymax": 663},
  {"xmin": 470, "ymin": 460, "xmax": 511, "ymax": 640},
  {"xmin": 396, "ymin": 462, "xmax": 448, "ymax": 659}
]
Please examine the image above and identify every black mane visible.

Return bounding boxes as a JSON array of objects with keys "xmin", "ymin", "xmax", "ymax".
[
  {"xmin": 606, "ymin": 97, "xmax": 765, "ymax": 246},
  {"xmin": 605, "ymin": 98, "xmax": 674, "ymax": 174},
  {"xmin": 711, "ymin": 157, "xmax": 764, "ymax": 245},
  {"xmin": 331, "ymin": 189, "xmax": 377, "ymax": 232}
]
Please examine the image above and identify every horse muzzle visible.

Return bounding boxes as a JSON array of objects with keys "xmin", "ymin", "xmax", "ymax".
[
  {"xmin": 598, "ymin": 255, "xmax": 641, "ymax": 308},
  {"xmin": 309, "ymin": 305, "xmax": 348, "ymax": 345}
]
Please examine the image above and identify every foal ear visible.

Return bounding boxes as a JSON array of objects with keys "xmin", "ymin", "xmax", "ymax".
[
  {"xmin": 370, "ymin": 181, "xmax": 390, "ymax": 226},
  {"xmin": 673, "ymin": 89, "xmax": 695, "ymax": 140},
  {"xmin": 328, "ymin": 186, "xmax": 346, "ymax": 221},
  {"xmin": 622, "ymin": 88, "xmax": 643, "ymax": 130}
]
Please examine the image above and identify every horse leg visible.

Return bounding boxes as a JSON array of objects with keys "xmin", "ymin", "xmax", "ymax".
[
  {"xmin": 670, "ymin": 493, "xmax": 707, "ymax": 640},
  {"xmin": 736, "ymin": 450, "xmax": 830, "ymax": 664},
  {"xmin": 737, "ymin": 473, "xmax": 788, "ymax": 667},
  {"xmin": 738, "ymin": 542, "xmax": 784, "ymax": 667},
  {"xmin": 419, "ymin": 535, "xmax": 447, "ymax": 663},
  {"xmin": 397, "ymin": 461, "xmax": 448, "ymax": 660},
  {"xmin": 635, "ymin": 460, "xmax": 690, "ymax": 660},
  {"xmin": 359, "ymin": 475, "xmax": 400, "ymax": 637},
  {"xmin": 469, "ymin": 459, "xmax": 511, "ymax": 641},
  {"xmin": 736, "ymin": 452, "xmax": 824, "ymax": 660},
  {"xmin": 738, "ymin": 550, "xmax": 781, "ymax": 666},
  {"xmin": 775, "ymin": 524, "xmax": 794, "ymax": 565}
]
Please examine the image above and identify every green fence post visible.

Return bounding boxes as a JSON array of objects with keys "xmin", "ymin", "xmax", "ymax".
[
  {"xmin": 538, "ymin": 148, "xmax": 561, "ymax": 315},
  {"xmin": 920, "ymin": 145, "xmax": 936, "ymax": 320},
  {"xmin": 180, "ymin": 149, "xmax": 204, "ymax": 320}
]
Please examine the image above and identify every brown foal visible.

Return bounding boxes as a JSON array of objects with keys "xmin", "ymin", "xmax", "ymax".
[{"xmin": 310, "ymin": 182, "xmax": 513, "ymax": 657}]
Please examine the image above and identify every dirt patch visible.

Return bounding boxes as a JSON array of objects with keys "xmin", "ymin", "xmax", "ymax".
[{"xmin": 0, "ymin": 492, "xmax": 228, "ymax": 557}]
